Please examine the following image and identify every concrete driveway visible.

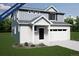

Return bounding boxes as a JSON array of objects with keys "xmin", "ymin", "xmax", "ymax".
[{"xmin": 48, "ymin": 40, "xmax": 79, "ymax": 51}]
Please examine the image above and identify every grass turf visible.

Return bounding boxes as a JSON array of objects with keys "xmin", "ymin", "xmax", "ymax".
[
  {"xmin": 71, "ymin": 32, "xmax": 79, "ymax": 41},
  {"xmin": 0, "ymin": 32, "xmax": 79, "ymax": 56}
]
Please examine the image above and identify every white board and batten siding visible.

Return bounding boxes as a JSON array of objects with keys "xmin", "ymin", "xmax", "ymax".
[
  {"xmin": 19, "ymin": 25, "xmax": 70, "ymax": 44},
  {"xmin": 50, "ymin": 26, "xmax": 70, "ymax": 41},
  {"xmin": 19, "ymin": 26, "xmax": 32, "ymax": 44}
]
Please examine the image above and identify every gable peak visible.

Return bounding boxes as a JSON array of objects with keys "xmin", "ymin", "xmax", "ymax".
[{"xmin": 44, "ymin": 5, "xmax": 59, "ymax": 12}]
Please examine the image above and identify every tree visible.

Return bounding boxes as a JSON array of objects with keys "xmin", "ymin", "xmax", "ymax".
[
  {"xmin": 65, "ymin": 16, "xmax": 79, "ymax": 32},
  {"xmin": 65, "ymin": 17, "xmax": 74, "ymax": 24},
  {"xmin": 0, "ymin": 21, "xmax": 4, "ymax": 31},
  {"xmin": 65, "ymin": 17, "xmax": 75, "ymax": 32},
  {"xmin": 75, "ymin": 16, "xmax": 79, "ymax": 32},
  {"xmin": 0, "ymin": 18, "xmax": 12, "ymax": 32}
]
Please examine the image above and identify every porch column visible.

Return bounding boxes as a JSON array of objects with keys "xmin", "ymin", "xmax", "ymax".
[
  {"xmin": 32, "ymin": 25, "xmax": 34, "ymax": 44},
  {"xmin": 48, "ymin": 25, "xmax": 50, "ymax": 41}
]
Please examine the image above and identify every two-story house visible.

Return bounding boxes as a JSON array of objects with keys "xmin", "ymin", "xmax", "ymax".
[{"xmin": 12, "ymin": 4, "xmax": 71, "ymax": 45}]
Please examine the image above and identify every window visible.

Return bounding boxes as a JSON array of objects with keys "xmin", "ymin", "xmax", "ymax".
[
  {"xmin": 63, "ymin": 29, "xmax": 67, "ymax": 31},
  {"xmin": 52, "ymin": 29, "xmax": 67, "ymax": 31},
  {"xmin": 49, "ymin": 13, "xmax": 55, "ymax": 20},
  {"xmin": 53, "ymin": 29, "xmax": 57, "ymax": 31},
  {"xmin": 58, "ymin": 29, "xmax": 62, "ymax": 31},
  {"xmin": 34, "ymin": 26, "xmax": 37, "ymax": 31}
]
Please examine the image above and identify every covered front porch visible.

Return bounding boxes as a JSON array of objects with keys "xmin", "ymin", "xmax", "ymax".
[
  {"xmin": 32, "ymin": 25, "xmax": 50, "ymax": 44},
  {"xmin": 31, "ymin": 15, "xmax": 52, "ymax": 44}
]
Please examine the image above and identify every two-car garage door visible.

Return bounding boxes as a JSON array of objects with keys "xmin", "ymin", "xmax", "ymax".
[{"xmin": 50, "ymin": 26, "xmax": 70, "ymax": 41}]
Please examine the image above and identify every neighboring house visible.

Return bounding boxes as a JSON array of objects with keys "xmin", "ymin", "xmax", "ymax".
[{"xmin": 12, "ymin": 4, "xmax": 71, "ymax": 45}]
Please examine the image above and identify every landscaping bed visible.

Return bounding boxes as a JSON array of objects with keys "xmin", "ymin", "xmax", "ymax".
[{"xmin": 12, "ymin": 42, "xmax": 46, "ymax": 49}]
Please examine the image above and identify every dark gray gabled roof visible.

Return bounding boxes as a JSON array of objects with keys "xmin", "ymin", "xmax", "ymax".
[
  {"xmin": 17, "ymin": 4, "xmax": 68, "ymax": 26},
  {"xmin": 17, "ymin": 18, "xmax": 71, "ymax": 26},
  {"xmin": 19, "ymin": 4, "xmax": 65, "ymax": 15},
  {"xmin": 19, "ymin": 8, "xmax": 65, "ymax": 15},
  {"xmin": 17, "ymin": 16, "xmax": 41, "ymax": 24},
  {"xmin": 19, "ymin": 4, "xmax": 54, "ymax": 11},
  {"xmin": 17, "ymin": 15, "xmax": 52, "ymax": 25}
]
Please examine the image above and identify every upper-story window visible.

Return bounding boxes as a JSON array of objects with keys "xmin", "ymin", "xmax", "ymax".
[{"xmin": 49, "ymin": 13, "xmax": 55, "ymax": 20}]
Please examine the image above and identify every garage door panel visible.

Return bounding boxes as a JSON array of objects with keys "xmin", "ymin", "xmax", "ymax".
[
  {"xmin": 53, "ymin": 31, "xmax": 67, "ymax": 41},
  {"xmin": 50, "ymin": 28, "xmax": 70, "ymax": 41}
]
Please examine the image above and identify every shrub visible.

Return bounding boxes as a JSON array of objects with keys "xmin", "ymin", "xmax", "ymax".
[
  {"xmin": 24, "ymin": 42, "xmax": 28, "ymax": 46},
  {"xmin": 38, "ymin": 43, "xmax": 46, "ymax": 46},
  {"xmin": 15, "ymin": 43, "xmax": 19, "ymax": 46},
  {"xmin": 18, "ymin": 44, "xmax": 23, "ymax": 47},
  {"xmin": 30, "ymin": 44, "xmax": 35, "ymax": 47}
]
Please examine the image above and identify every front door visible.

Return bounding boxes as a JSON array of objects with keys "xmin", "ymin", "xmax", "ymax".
[{"xmin": 39, "ymin": 28, "xmax": 44, "ymax": 40}]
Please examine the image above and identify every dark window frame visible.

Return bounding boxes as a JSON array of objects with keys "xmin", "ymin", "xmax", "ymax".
[{"xmin": 49, "ymin": 13, "xmax": 56, "ymax": 20}]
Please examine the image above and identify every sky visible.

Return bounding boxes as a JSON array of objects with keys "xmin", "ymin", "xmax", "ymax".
[{"xmin": 0, "ymin": 3, "xmax": 79, "ymax": 18}]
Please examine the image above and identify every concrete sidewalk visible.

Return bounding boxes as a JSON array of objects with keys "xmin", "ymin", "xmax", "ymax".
[{"xmin": 48, "ymin": 40, "xmax": 79, "ymax": 51}]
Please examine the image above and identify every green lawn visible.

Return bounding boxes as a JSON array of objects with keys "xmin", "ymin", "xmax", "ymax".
[
  {"xmin": 0, "ymin": 32, "xmax": 79, "ymax": 56},
  {"xmin": 71, "ymin": 32, "xmax": 79, "ymax": 41}
]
